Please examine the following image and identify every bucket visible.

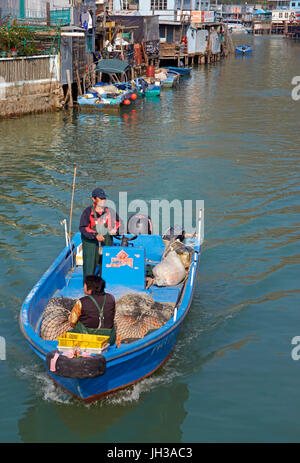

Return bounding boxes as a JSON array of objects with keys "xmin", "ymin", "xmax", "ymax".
[{"xmin": 146, "ymin": 65, "xmax": 155, "ymax": 78}]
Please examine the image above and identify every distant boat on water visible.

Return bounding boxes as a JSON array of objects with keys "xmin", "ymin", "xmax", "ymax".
[
  {"xmin": 235, "ymin": 45, "xmax": 252, "ymax": 55},
  {"xmin": 224, "ymin": 20, "xmax": 249, "ymax": 34}
]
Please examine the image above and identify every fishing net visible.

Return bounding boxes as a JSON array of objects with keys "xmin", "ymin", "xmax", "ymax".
[
  {"xmin": 162, "ymin": 239, "xmax": 194, "ymax": 269},
  {"xmin": 40, "ymin": 289, "xmax": 178, "ymax": 346},
  {"xmin": 114, "ymin": 292, "xmax": 174, "ymax": 346},
  {"xmin": 40, "ymin": 297, "xmax": 76, "ymax": 340}
]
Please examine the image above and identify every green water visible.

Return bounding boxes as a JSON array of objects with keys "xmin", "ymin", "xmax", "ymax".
[{"xmin": 1, "ymin": 35, "xmax": 300, "ymax": 443}]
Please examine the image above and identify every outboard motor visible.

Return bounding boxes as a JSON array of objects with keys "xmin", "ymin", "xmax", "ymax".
[
  {"xmin": 127, "ymin": 214, "xmax": 152, "ymax": 235},
  {"xmin": 162, "ymin": 225, "xmax": 185, "ymax": 242}
]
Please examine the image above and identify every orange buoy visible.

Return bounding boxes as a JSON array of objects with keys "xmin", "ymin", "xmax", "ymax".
[
  {"xmin": 124, "ymin": 99, "xmax": 131, "ymax": 105},
  {"xmin": 131, "ymin": 93, "xmax": 137, "ymax": 100}
]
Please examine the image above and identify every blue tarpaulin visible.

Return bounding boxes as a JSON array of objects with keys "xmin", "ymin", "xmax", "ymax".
[{"xmin": 253, "ymin": 9, "xmax": 271, "ymax": 14}]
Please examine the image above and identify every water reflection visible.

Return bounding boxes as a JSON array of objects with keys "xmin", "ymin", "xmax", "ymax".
[
  {"xmin": 18, "ymin": 380, "xmax": 189, "ymax": 442},
  {"xmin": 0, "ymin": 36, "xmax": 300, "ymax": 442}
]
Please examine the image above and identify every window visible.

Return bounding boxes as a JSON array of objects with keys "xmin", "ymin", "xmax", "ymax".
[
  {"xmin": 285, "ymin": 12, "xmax": 289, "ymax": 17},
  {"xmin": 150, "ymin": 0, "xmax": 168, "ymax": 10},
  {"xmin": 292, "ymin": 2, "xmax": 296, "ymax": 5},
  {"xmin": 279, "ymin": 12, "xmax": 283, "ymax": 17}
]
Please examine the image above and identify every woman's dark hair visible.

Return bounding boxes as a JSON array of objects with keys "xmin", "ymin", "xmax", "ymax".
[{"xmin": 84, "ymin": 275, "xmax": 106, "ymax": 295}]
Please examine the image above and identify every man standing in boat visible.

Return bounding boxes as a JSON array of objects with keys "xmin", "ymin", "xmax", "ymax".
[{"xmin": 79, "ymin": 188, "xmax": 121, "ymax": 279}]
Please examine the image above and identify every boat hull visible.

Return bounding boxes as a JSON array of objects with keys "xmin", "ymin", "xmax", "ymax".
[
  {"xmin": 235, "ymin": 46, "xmax": 252, "ymax": 54},
  {"xmin": 164, "ymin": 67, "xmax": 192, "ymax": 76},
  {"xmin": 137, "ymin": 89, "xmax": 160, "ymax": 97},
  {"xmin": 45, "ymin": 324, "xmax": 180, "ymax": 402},
  {"xmin": 161, "ymin": 72, "xmax": 180, "ymax": 88},
  {"xmin": 77, "ymin": 91, "xmax": 133, "ymax": 110}
]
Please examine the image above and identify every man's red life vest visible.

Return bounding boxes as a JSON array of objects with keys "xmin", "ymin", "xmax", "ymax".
[{"xmin": 85, "ymin": 207, "xmax": 112, "ymax": 234}]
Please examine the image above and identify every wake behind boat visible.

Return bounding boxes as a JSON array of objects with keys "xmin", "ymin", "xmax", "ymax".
[{"xmin": 19, "ymin": 211, "xmax": 203, "ymax": 402}]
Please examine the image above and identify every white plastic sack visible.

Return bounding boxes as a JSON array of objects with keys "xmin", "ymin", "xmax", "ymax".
[
  {"xmin": 153, "ymin": 250, "xmax": 186, "ymax": 287},
  {"xmin": 92, "ymin": 85, "xmax": 118, "ymax": 95}
]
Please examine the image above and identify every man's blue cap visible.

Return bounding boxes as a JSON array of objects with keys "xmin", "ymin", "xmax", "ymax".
[{"xmin": 92, "ymin": 187, "xmax": 108, "ymax": 199}]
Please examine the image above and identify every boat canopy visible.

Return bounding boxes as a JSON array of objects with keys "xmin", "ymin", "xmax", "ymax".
[
  {"xmin": 95, "ymin": 59, "xmax": 130, "ymax": 74},
  {"xmin": 253, "ymin": 8, "xmax": 271, "ymax": 14}
]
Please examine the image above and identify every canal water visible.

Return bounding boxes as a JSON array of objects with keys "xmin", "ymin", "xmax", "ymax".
[{"xmin": 1, "ymin": 35, "xmax": 300, "ymax": 443}]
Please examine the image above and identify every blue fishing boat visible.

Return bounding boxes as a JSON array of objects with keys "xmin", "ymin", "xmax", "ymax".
[
  {"xmin": 135, "ymin": 78, "xmax": 161, "ymax": 97},
  {"xmin": 161, "ymin": 70, "xmax": 180, "ymax": 88},
  {"xmin": 77, "ymin": 85, "xmax": 135, "ymax": 110},
  {"xmin": 164, "ymin": 66, "xmax": 192, "ymax": 76},
  {"xmin": 235, "ymin": 45, "xmax": 252, "ymax": 55},
  {"xmin": 19, "ymin": 212, "xmax": 203, "ymax": 402},
  {"xmin": 77, "ymin": 58, "xmax": 136, "ymax": 109}
]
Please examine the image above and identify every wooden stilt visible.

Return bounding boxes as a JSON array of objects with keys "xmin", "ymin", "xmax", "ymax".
[{"xmin": 66, "ymin": 69, "xmax": 73, "ymax": 108}]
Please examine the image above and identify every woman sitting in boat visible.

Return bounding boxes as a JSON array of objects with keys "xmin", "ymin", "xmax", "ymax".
[{"xmin": 68, "ymin": 275, "xmax": 116, "ymax": 344}]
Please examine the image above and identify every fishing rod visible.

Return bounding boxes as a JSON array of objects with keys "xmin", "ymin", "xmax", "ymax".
[{"xmin": 69, "ymin": 166, "xmax": 77, "ymax": 244}]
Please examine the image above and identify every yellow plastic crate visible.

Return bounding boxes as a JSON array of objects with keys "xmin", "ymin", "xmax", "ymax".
[{"xmin": 57, "ymin": 332, "xmax": 110, "ymax": 349}]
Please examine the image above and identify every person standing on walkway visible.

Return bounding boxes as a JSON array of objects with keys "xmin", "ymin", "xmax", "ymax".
[{"xmin": 79, "ymin": 188, "xmax": 121, "ymax": 278}]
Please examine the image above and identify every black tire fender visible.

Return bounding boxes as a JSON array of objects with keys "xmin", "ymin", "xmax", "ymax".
[{"xmin": 46, "ymin": 350, "xmax": 106, "ymax": 379}]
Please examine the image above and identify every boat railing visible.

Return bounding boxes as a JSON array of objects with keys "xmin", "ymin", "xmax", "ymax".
[
  {"xmin": 197, "ymin": 208, "xmax": 204, "ymax": 245},
  {"xmin": 60, "ymin": 218, "xmax": 69, "ymax": 247}
]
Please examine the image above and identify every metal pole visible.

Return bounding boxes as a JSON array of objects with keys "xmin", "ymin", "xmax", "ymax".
[{"xmin": 69, "ymin": 166, "xmax": 77, "ymax": 243}]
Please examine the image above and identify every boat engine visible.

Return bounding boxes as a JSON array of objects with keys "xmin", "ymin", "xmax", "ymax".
[{"xmin": 162, "ymin": 225, "xmax": 185, "ymax": 242}]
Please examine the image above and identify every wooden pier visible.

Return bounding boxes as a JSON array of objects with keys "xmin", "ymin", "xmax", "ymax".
[
  {"xmin": 253, "ymin": 21, "xmax": 272, "ymax": 35},
  {"xmin": 285, "ymin": 22, "xmax": 300, "ymax": 39},
  {"xmin": 158, "ymin": 22, "xmax": 228, "ymax": 67}
]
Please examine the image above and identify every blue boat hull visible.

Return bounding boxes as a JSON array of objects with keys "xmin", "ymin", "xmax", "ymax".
[
  {"xmin": 164, "ymin": 66, "xmax": 192, "ymax": 76},
  {"xmin": 235, "ymin": 46, "xmax": 252, "ymax": 55},
  {"xmin": 77, "ymin": 89, "xmax": 134, "ymax": 110},
  {"xmin": 20, "ymin": 228, "xmax": 201, "ymax": 402},
  {"xmin": 46, "ymin": 324, "xmax": 180, "ymax": 402},
  {"xmin": 160, "ymin": 70, "xmax": 180, "ymax": 88}
]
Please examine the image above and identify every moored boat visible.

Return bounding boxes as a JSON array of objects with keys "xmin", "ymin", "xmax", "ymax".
[
  {"xmin": 235, "ymin": 45, "xmax": 252, "ymax": 55},
  {"xmin": 77, "ymin": 93, "xmax": 133, "ymax": 110},
  {"xmin": 225, "ymin": 20, "xmax": 249, "ymax": 34},
  {"xmin": 77, "ymin": 83, "xmax": 136, "ymax": 110},
  {"xmin": 19, "ymin": 211, "xmax": 203, "ymax": 402},
  {"xmin": 160, "ymin": 70, "xmax": 180, "ymax": 88},
  {"xmin": 135, "ymin": 78, "xmax": 161, "ymax": 97},
  {"xmin": 164, "ymin": 66, "xmax": 192, "ymax": 76}
]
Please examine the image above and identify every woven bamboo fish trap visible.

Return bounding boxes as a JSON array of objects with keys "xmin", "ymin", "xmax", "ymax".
[{"xmin": 40, "ymin": 297, "xmax": 75, "ymax": 340}]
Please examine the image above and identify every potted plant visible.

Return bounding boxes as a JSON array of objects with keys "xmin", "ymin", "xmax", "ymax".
[{"xmin": 0, "ymin": 21, "xmax": 37, "ymax": 58}]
